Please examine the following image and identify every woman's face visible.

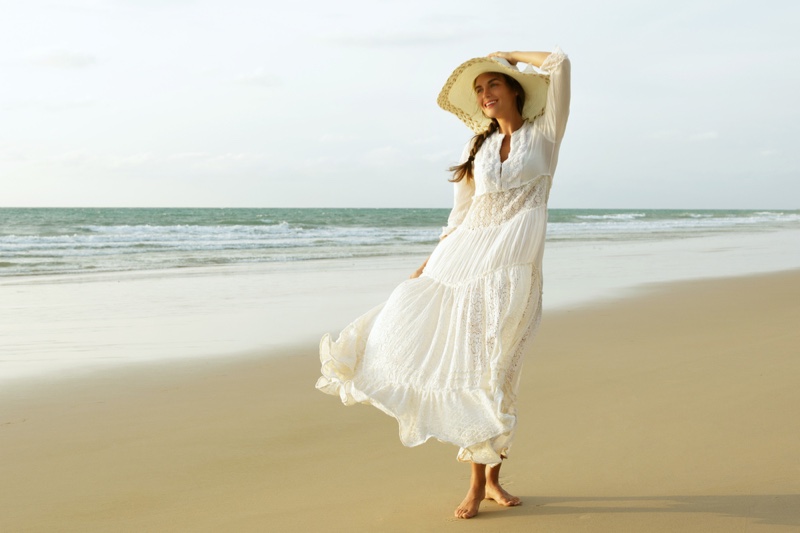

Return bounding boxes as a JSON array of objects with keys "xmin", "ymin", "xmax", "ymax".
[{"xmin": 473, "ymin": 73, "xmax": 520, "ymax": 120}]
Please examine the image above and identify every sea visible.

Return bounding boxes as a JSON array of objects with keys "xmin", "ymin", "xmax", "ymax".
[
  {"xmin": 2, "ymin": 206, "xmax": 800, "ymax": 383},
  {"xmin": 2, "ymin": 207, "xmax": 800, "ymax": 278}
]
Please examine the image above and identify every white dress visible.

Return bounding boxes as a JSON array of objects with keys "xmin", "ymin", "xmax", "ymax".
[{"xmin": 316, "ymin": 47, "xmax": 571, "ymax": 465}]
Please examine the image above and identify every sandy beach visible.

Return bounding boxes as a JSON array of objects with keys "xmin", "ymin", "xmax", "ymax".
[
  {"xmin": 2, "ymin": 268, "xmax": 799, "ymax": 532},
  {"xmin": 4, "ymin": 0, "xmax": 799, "ymax": 530}
]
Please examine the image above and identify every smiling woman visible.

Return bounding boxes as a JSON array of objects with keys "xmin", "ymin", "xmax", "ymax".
[
  {"xmin": 316, "ymin": 45, "xmax": 571, "ymax": 520},
  {"xmin": 475, "ymin": 73, "xmax": 525, "ymax": 118},
  {"xmin": 444, "ymin": 71, "xmax": 528, "ymax": 178}
]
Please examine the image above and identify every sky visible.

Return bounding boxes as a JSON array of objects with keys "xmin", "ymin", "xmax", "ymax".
[{"xmin": 0, "ymin": 0, "xmax": 798, "ymax": 209}]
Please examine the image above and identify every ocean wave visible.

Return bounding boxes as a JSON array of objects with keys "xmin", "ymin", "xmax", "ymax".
[
  {"xmin": 574, "ymin": 213, "xmax": 646, "ymax": 221},
  {"xmin": 2, "ymin": 207, "xmax": 799, "ymax": 278},
  {"xmin": 751, "ymin": 211, "xmax": 800, "ymax": 221}
]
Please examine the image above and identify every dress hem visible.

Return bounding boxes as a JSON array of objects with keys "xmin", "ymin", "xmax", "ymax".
[{"xmin": 315, "ymin": 374, "xmax": 514, "ymax": 466}]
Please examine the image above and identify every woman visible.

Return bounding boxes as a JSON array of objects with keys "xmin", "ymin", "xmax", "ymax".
[{"xmin": 317, "ymin": 46, "xmax": 571, "ymax": 519}]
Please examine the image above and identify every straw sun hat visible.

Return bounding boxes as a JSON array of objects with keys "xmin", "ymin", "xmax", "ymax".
[{"xmin": 437, "ymin": 56, "xmax": 550, "ymax": 134}]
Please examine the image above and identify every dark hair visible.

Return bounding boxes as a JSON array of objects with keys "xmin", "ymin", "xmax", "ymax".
[{"xmin": 448, "ymin": 73, "xmax": 526, "ymax": 183}]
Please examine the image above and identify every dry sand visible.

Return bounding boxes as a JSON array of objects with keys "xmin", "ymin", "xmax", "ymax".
[{"xmin": 2, "ymin": 269, "xmax": 799, "ymax": 532}]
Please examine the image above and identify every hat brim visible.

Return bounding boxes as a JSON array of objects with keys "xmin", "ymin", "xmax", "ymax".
[{"xmin": 437, "ymin": 57, "xmax": 550, "ymax": 134}]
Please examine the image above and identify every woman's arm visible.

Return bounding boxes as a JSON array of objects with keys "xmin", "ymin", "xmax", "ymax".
[
  {"xmin": 410, "ymin": 255, "xmax": 430, "ymax": 279},
  {"xmin": 488, "ymin": 51, "xmax": 551, "ymax": 68},
  {"xmin": 493, "ymin": 47, "xmax": 571, "ymax": 144}
]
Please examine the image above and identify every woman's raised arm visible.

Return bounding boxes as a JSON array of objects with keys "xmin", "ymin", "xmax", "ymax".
[
  {"xmin": 487, "ymin": 51, "xmax": 551, "ymax": 68},
  {"xmin": 492, "ymin": 47, "xmax": 571, "ymax": 145}
]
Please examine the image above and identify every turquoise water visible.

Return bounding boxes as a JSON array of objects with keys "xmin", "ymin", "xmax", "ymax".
[{"xmin": 1, "ymin": 207, "xmax": 799, "ymax": 277}]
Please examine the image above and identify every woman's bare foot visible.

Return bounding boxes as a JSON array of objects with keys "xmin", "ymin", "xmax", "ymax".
[
  {"xmin": 454, "ymin": 486, "xmax": 485, "ymax": 519},
  {"xmin": 455, "ymin": 462, "xmax": 488, "ymax": 519},
  {"xmin": 485, "ymin": 483, "xmax": 521, "ymax": 506},
  {"xmin": 484, "ymin": 461, "xmax": 521, "ymax": 506}
]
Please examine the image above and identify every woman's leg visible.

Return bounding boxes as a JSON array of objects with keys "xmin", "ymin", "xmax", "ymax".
[
  {"xmin": 485, "ymin": 462, "xmax": 522, "ymax": 506},
  {"xmin": 454, "ymin": 462, "xmax": 486, "ymax": 519}
]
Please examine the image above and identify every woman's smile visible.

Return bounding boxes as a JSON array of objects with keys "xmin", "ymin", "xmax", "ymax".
[{"xmin": 473, "ymin": 73, "xmax": 517, "ymax": 119}]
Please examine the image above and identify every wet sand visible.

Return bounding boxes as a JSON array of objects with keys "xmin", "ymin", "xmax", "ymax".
[{"xmin": 1, "ymin": 269, "xmax": 799, "ymax": 532}]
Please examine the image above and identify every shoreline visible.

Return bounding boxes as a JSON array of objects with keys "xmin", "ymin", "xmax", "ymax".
[
  {"xmin": 2, "ymin": 226, "xmax": 800, "ymax": 384},
  {"xmin": 2, "ymin": 268, "xmax": 799, "ymax": 531}
]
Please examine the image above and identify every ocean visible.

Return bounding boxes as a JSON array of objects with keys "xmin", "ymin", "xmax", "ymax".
[
  {"xmin": 2, "ymin": 207, "xmax": 799, "ymax": 278},
  {"xmin": 2, "ymin": 206, "xmax": 800, "ymax": 383}
]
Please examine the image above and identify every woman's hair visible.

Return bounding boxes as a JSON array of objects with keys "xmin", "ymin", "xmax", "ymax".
[{"xmin": 448, "ymin": 73, "xmax": 526, "ymax": 183}]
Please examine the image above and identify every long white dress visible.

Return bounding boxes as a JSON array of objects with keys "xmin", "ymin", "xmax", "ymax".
[{"xmin": 316, "ymin": 47, "xmax": 571, "ymax": 466}]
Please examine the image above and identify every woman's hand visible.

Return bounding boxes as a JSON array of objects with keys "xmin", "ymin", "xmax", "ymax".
[
  {"xmin": 410, "ymin": 255, "xmax": 430, "ymax": 279},
  {"xmin": 488, "ymin": 50, "xmax": 551, "ymax": 69},
  {"xmin": 488, "ymin": 51, "xmax": 518, "ymax": 65}
]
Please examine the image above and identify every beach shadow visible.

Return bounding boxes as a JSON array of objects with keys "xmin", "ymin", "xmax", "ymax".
[{"xmin": 492, "ymin": 494, "xmax": 800, "ymax": 527}]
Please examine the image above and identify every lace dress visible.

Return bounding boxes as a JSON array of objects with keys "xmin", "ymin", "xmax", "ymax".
[{"xmin": 316, "ymin": 47, "xmax": 571, "ymax": 465}]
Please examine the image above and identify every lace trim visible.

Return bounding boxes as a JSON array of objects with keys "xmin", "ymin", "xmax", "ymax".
[
  {"xmin": 502, "ymin": 123, "xmax": 530, "ymax": 184},
  {"xmin": 539, "ymin": 45, "xmax": 567, "ymax": 74},
  {"xmin": 467, "ymin": 280, "xmax": 486, "ymax": 388},
  {"xmin": 502, "ymin": 276, "xmax": 542, "ymax": 404},
  {"xmin": 475, "ymin": 133, "xmax": 501, "ymax": 190},
  {"xmin": 474, "ymin": 122, "xmax": 533, "ymax": 190},
  {"xmin": 458, "ymin": 264, "xmax": 541, "ymax": 390},
  {"xmin": 462, "ymin": 176, "xmax": 548, "ymax": 229}
]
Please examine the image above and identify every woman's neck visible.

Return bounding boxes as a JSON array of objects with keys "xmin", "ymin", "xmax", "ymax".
[{"xmin": 495, "ymin": 115, "xmax": 525, "ymax": 136}]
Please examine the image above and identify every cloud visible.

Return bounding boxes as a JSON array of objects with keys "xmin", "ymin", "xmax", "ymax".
[
  {"xmin": 49, "ymin": 150, "xmax": 92, "ymax": 166},
  {"xmin": 360, "ymin": 146, "xmax": 402, "ymax": 167},
  {"xmin": 28, "ymin": 48, "xmax": 97, "ymax": 68},
  {"xmin": 319, "ymin": 133, "xmax": 360, "ymax": 143},
  {"xmin": 421, "ymin": 150, "xmax": 455, "ymax": 163},
  {"xmin": 688, "ymin": 131, "xmax": 718, "ymax": 141},
  {"xmin": 0, "ymin": 144, "xmax": 27, "ymax": 162},
  {"xmin": 25, "ymin": 150, "xmax": 267, "ymax": 171},
  {"xmin": 650, "ymin": 130, "xmax": 721, "ymax": 143},
  {"xmin": 2, "ymin": 98, "xmax": 98, "ymax": 112},
  {"xmin": 759, "ymin": 149, "xmax": 779, "ymax": 157},
  {"xmin": 649, "ymin": 130, "xmax": 680, "ymax": 140},
  {"xmin": 108, "ymin": 153, "xmax": 157, "ymax": 169},
  {"xmin": 161, "ymin": 152, "xmax": 268, "ymax": 169},
  {"xmin": 410, "ymin": 135, "xmax": 442, "ymax": 145},
  {"xmin": 42, "ymin": 98, "xmax": 98, "ymax": 111},
  {"xmin": 322, "ymin": 28, "xmax": 463, "ymax": 47},
  {"xmin": 234, "ymin": 67, "xmax": 281, "ymax": 87},
  {"xmin": 166, "ymin": 152, "xmax": 209, "ymax": 161},
  {"xmin": 203, "ymin": 152, "xmax": 267, "ymax": 165}
]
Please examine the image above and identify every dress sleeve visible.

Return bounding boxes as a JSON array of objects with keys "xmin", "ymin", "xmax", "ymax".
[
  {"xmin": 526, "ymin": 45, "xmax": 571, "ymax": 143},
  {"xmin": 439, "ymin": 140, "xmax": 476, "ymax": 240}
]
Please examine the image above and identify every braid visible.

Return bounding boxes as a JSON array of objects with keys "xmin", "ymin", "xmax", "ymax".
[{"xmin": 448, "ymin": 120, "xmax": 499, "ymax": 183}]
